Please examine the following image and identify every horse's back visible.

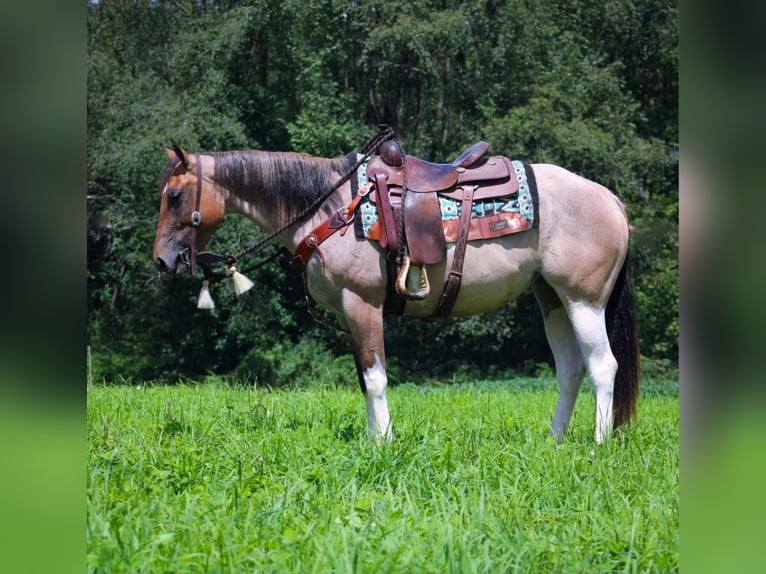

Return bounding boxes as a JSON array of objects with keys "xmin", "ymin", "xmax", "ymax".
[{"xmin": 532, "ymin": 163, "xmax": 628, "ymax": 230}]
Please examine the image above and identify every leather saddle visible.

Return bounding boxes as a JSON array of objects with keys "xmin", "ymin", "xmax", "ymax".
[
  {"xmin": 365, "ymin": 139, "xmax": 520, "ymax": 315},
  {"xmin": 367, "ymin": 140, "xmax": 519, "ymax": 260}
]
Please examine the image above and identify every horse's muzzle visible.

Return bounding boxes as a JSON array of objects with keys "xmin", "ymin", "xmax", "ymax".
[
  {"xmin": 156, "ymin": 248, "xmax": 189, "ymax": 277},
  {"xmin": 155, "ymin": 255, "xmax": 175, "ymax": 276}
]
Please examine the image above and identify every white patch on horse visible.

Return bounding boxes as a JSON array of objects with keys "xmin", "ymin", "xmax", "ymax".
[
  {"xmin": 363, "ymin": 354, "xmax": 392, "ymax": 440},
  {"xmin": 162, "ymin": 183, "xmax": 168, "ymax": 195},
  {"xmin": 569, "ymin": 303, "xmax": 618, "ymax": 443}
]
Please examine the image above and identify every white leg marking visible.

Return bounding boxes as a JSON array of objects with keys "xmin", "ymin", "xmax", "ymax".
[
  {"xmin": 363, "ymin": 354, "xmax": 392, "ymax": 440},
  {"xmin": 544, "ymin": 308, "xmax": 586, "ymax": 442},
  {"xmin": 592, "ymin": 353, "xmax": 618, "ymax": 443},
  {"xmin": 569, "ymin": 304, "xmax": 618, "ymax": 443}
]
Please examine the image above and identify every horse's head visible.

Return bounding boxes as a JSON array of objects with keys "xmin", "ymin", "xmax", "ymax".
[{"xmin": 153, "ymin": 144, "xmax": 225, "ymax": 277}]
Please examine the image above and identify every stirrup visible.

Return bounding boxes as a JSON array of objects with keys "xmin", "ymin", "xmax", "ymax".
[{"xmin": 395, "ymin": 255, "xmax": 430, "ymax": 300}]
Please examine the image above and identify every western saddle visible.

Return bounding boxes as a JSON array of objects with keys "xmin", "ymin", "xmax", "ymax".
[{"xmin": 366, "ymin": 139, "xmax": 520, "ymax": 317}]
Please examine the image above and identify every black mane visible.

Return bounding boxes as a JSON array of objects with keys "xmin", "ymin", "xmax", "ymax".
[{"xmin": 211, "ymin": 150, "xmax": 357, "ymax": 222}]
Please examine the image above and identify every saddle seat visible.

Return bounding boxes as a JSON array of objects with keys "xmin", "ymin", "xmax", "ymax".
[
  {"xmin": 378, "ymin": 140, "xmax": 490, "ymax": 191},
  {"xmin": 375, "ymin": 140, "xmax": 501, "ymax": 193},
  {"xmin": 368, "ymin": 141, "xmax": 514, "ymax": 199}
]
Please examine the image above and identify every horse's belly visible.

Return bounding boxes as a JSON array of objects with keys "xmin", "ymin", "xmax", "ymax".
[{"xmin": 404, "ymin": 241, "xmax": 538, "ymax": 317}]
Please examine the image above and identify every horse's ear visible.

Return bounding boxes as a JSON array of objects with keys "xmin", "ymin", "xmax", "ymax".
[{"xmin": 167, "ymin": 139, "xmax": 190, "ymax": 168}]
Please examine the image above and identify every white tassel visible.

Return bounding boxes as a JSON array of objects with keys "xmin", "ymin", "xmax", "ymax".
[
  {"xmin": 197, "ymin": 280, "xmax": 215, "ymax": 309},
  {"xmin": 229, "ymin": 265, "xmax": 254, "ymax": 295}
]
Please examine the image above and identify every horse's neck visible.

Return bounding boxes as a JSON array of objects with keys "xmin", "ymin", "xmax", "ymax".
[
  {"xmin": 222, "ymin": 192, "xmax": 278, "ymax": 235},
  {"xmin": 221, "ymin": 174, "xmax": 352, "ymax": 253}
]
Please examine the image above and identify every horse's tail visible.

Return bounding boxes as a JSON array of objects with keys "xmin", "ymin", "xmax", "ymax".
[{"xmin": 606, "ymin": 248, "xmax": 641, "ymax": 428}]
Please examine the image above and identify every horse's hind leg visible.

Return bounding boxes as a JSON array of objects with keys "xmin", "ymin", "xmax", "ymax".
[
  {"xmin": 567, "ymin": 304, "xmax": 619, "ymax": 443},
  {"xmin": 532, "ymin": 278, "xmax": 586, "ymax": 442}
]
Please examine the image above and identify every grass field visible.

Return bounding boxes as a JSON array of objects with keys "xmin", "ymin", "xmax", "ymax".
[{"xmin": 87, "ymin": 378, "xmax": 678, "ymax": 573}]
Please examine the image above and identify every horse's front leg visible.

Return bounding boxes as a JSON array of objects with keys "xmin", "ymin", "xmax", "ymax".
[{"xmin": 341, "ymin": 291, "xmax": 392, "ymax": 441}]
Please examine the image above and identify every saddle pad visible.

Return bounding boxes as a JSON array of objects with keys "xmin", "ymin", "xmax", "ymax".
[{"xmin": 353, "ymin": 159, "xmax": 538, "ymax": 243}]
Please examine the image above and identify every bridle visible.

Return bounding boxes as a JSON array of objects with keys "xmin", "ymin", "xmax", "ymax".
[{"xmin": 169, "ymin": 153, "xmax": 205, "ymax": 276}]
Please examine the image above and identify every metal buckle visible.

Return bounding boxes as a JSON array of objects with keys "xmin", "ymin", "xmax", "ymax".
[
  {"xmin": 357, "ymin": 181, "xmax": 372, "ymax": 197},
  {"xmin": 338, "ymin": 206, "xmax": 354, "ymax": 224},
  {"xmin": 191, "ymin": 211, "xmax": 202, "ymax": 226}
]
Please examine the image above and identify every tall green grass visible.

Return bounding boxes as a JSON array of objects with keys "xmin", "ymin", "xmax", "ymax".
[{"xmin": 87, "ymin": 378, "xmax": 678, "ymax": 573}]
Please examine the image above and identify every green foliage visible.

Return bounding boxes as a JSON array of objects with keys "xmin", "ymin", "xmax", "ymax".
[
  {"xmin": 383, "ymin": 291, "xmax": 551, "ymax": 383},
  {"xmin": 87, "ymin": 0, "xmax": 678, "ymax": 384},
  {"xmin": 88, "ymin": 380, "xmax": 679, "ymax": 572},
  {"xmin": 234, "ymin": 336, "xmax": 357, "ymax": 388}
]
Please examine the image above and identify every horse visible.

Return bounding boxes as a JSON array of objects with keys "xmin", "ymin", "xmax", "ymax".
[{"xmin": 152, "ymin": 138, "xmax": 640, "ymax": 444}]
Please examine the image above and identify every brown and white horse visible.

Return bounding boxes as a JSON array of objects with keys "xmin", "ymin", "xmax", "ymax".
[{"xmin": 153, "ymin": 142, "xmax": 640, "ymax": 443}]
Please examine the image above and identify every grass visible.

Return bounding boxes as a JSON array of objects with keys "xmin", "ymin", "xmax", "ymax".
[{"xmin": 87, "ymin": 378, "xmax": 679, "ymax": 573}]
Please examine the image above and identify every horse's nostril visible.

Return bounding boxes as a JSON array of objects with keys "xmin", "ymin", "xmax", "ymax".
[{"xmin": 156, "ymin": 257, "xmax": 169, "ymax": 272}]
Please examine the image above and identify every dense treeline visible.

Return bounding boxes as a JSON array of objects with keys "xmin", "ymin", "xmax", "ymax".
[{"xmin": 87, "ymin": 0, "xmax": 677, "ymax": 384}]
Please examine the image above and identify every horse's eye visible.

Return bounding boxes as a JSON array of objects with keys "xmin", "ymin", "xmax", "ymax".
[{"xmin": 167, "ymin": 190, "xmax": 183, "ymax": 206}]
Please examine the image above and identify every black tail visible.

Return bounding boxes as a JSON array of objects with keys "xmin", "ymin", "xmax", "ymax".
[{"xmin": 606, "ymin": 249, "xmax": 641, "ymax": 428}]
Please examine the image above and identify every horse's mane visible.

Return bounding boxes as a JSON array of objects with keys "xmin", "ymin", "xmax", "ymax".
[{"xmin": 211, "ymin": 150, "xmax": 358, "ymax": 222}]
